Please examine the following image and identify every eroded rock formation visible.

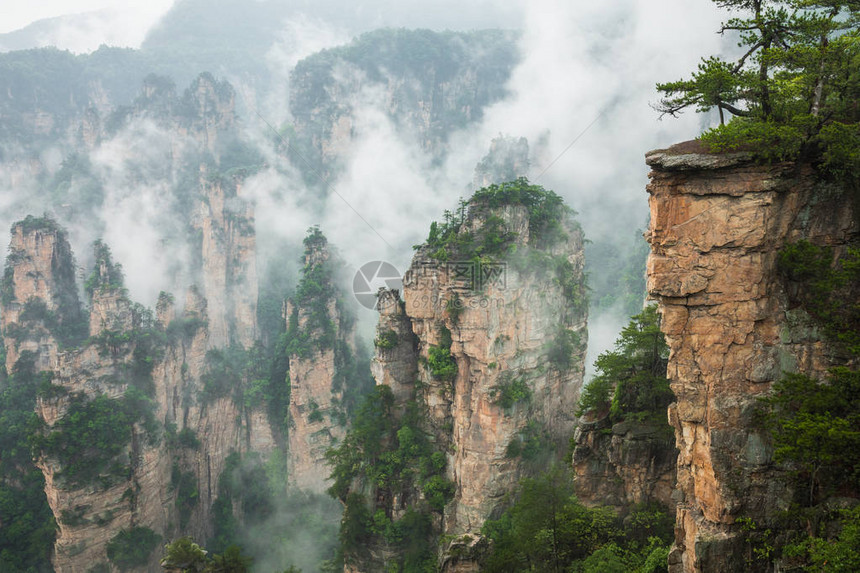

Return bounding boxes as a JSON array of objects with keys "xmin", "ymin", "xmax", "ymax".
[
  {"xmin": 352, "ymin": 186, "xmax": 588, "ymax": 571},
  {"xmin": 572, "ymin": 417, "xmax": 676, "ymax": 512},
  {"xmin": 1, "ymin": 164, "xmax": 273, "ymax": 571},
  {"xmin": 645, "ymin": 141, "xmax": 857, "ymax": 572},
  {"xmin": 286, "ymin": 232, "xmax": 369, "ymax": 494}
]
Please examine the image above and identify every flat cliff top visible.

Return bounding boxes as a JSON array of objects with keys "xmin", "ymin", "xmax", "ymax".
[{"xmin": 646, "ymin": 139, "xmax": 752, "ymax": 171}]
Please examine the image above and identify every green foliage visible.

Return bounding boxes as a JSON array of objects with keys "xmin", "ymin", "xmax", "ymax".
[
  {"xmin": 758, "ymin": 369, "xmax": 860, "ymax": 505},
  {"xmin": 89, "ymin": 303, "xmax": 166, "ymax": 395},
  {"xmin": 427, "ymin": 345, "xmax": 457, "ymax": 380},
  {"xmin": 423, "ymin": 179, "xmax": 574, "ymax": 261},
  {"xmin": 2, "ymin": 258, "xmax": 15, "ymax": 306},
  {"xmin": 326, "ymin": 387, "xmax": 453, "ymax": 567},
  {"xmin": 490, "ymin": 374, "xmax": 532, "ymax": 410},
  {"xmin": 285, "ymin": 227, "xmax": 338, "ymax": 357},
  {"xmin": 656, "ymin": 1, "xmax": 860, "ymax": 174},
  {"xmin": 427, "ymin": 326, "xmax": 457, "ymax": 380},
  {"xmin": 49, "ymin": 154, "xmax": 104, "ymax": 217},
  {"xmin": 546, "ymin": 327, "xmax": 583, "ymax": 371},
  {"xmin": 15, "ymin": 215, "xmax": 62, "ymax": 236},
  {"xmin": 206, "ymin": 545, "xmax": 253, "ymax": 572},
  {"xmin": 504, "ymin": 420, "xmax": 554, "ymax": 465},
  {"xmin": 577, "ymin": 305, "xmax": 672, "ymax": 422},
  {"xmin": 160, "ymin": 536, "xmax": 257, "ymax": 573},
  {"xmin": 160, "ymin": 536, "xmax": 208, "ymax": 571},
  {"xmin": 0, "ymin": 354, "xmax": 56, "ymax": 571},
  {"xmin": 577, "ymin": 377, "xmax": 613, "ymax": 418},
  {"xmin": 374, "ymin": 329, "xmax": 399, "ymax": 350},
  {"xmin": 481, "ymin": 468, "xmax": 618, "ymax": 571},
  {"xmin": 338, "ymin": 494, "xmax": 436, "ymax": 572},
  {"xmin": 106, "ymin": 527, "xmax": 161, "ymax": 570},
  {"xmin": 209, "ymin": 453, "xmax": 275, "ymax": 555},
  {"xmin": 783, "ymin": 505, "xmax": 860, "ymax": 572},
  {"xmin": 472, "ymin": 178, "xmax": 573, "ymax": 247},
  {"xmin": 308, "ymin": 401, "xmax": 324, "ymax": 423},
  {"xmin": 37, "ymin": 388, "xmax": 158, "ymax": 488},
  {"xmin": 14, "ymin": 296, "xmax": 88, "ymax": 349},
  {"xmin": 699, "ymin": 116, "xmax": 807, "ymax": 161},
  {"xmin": 166, "ymin": 315, "xmax": 208, "ymax": 342},
  {"xmin": 481, "ymin": 468, "xmax": 673, "ymax": 572},
  {"xmin": 60, "ymin": 505, "xmax": 90, "ymax": 527},
  {"xmin": 177, "ymin": 427, "xmax": 201, "ymax": 450},
  {"xmin": 200, "ymin": 346, "xmax": 247, "ymax": 403},
  {"xmin": 778, "ymin": 240, "xmax": 860, "ymax": 353},
  {"xmin": 749, "ymin": 239, "xmax": 860, "ymax": 569},
  {"xmin": 84, "ymin": 240, "xmax": 126, "ymax": 300},
  {"xmin": 172, "ymin": 463, "xmax": 199, "ymax": 530}
]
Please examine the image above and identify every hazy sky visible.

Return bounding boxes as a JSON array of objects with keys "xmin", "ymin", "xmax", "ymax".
[
  {"xmin": 0, "ymin": 0, "xmax": 174, "ymax": 33},
  {"xmin": 0, "ymin": 0, "xmax": 729, "ymax": 368}
]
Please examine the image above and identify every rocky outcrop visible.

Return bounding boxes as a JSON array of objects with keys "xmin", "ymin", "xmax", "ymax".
[
  {"xmin": 2, "ymin": 210, "xmax": 275, "ymax": 572},
  {"xmin": 572, "ymin": 417, "xmax": 676, "ymax": 512},
  {"xmin": 289, "ymin": 29, "xmax": 518, "ymax": 176},
  {"xmin": 286, "ymin": 297, "xmax": 350, "ymax": 493},
  {"xmin": 193, "ymin": 174, "xmax": 257, "ymax": 349},
  {"xmin": 0, "ymin": 217, "xmax": 83, "ymax": 372},
  {"xmin": 372, "ymin": 289, "xmax": 418, "ymax": 407},
  {"xmin": 357, "ymin": 186, "xmax": 588, "ymax": 571},
  {"xmin": 645, "ymin": 142, "xmax": 858, "ymax": 572},
  {"xmin": 287, "ymin": 233, "xmax": 367, "ymax": 494}
]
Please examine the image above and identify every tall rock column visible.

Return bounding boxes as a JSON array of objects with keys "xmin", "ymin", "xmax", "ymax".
[
  {"xmin": 287, "ymin": 229, "xmax": 368, "ymax": 493},
  {"xmin": 0, "ymin": 217, "xmax": 83, "ymax": 372},
  {"xmin": 337, "ymin": 182, "xmax": 589, "ymax": 572},
  {"xmin": 645, "ymin": 142, "xmax": 857, "ymax": 572},
  {"xmin": 402, "ymin": 200, "xmax": 587, "ymax": 539},
  {"xmin": 193, "ymin": 174, "xmax": 258, "ymax": 349}
]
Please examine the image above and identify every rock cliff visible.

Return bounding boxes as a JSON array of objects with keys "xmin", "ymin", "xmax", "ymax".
[
  {"xmin": 572, "ymin": 417, "xmax": 676, "ymax": 512},
  {"xmin": 405, "ymin": 205, "xmax": 587, "ymax": 538},
  {"xmin": 288, "ymin": 29, "xmax": 518, "ymax": 178},
  {"xmin": 645, "ymin": 141, "xmax": 858, "ymax": 572},
  {"xmin": 286, "ymin": 230, "xmax": 370, "ymax": 493},
  {"xmin": 338, "ymin": 180, "xmax": 588, "ymax": 571},
  {"xmin": 0, "ymin": 217, "xmax": 84, "ymax": 372},
  {"xmin": 1, "ymin": 187, "xmax": 274, "ymax": 570}
]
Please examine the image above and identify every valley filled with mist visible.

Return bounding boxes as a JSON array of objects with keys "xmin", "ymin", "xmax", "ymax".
[{"xmin": 1, "ymin": 1, "xmax": 858, "ymax": 572}]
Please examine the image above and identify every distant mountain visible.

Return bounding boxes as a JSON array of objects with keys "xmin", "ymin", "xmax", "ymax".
[{"xmin": 0, "ymin": 8, "xmax": 167, "ymax": 54}]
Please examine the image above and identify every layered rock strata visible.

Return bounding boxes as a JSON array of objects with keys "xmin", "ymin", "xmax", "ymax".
[
  {"xmin": 645, "ymin": 142, "xmax": 858, "ymax": 572},
  {"xmin": 358, "ymin": 192, "xmax": 588, "ymax": 571},
  {"xmin": 2, "ymin": 215, "xmax": 275, "ymax": 571}
]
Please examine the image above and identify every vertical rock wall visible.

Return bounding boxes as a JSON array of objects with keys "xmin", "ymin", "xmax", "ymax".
[
  {"xmin": 366, "ymin": 196, "xmax": 588, "ymax": 569},
  {"xmin": 286, "ymin": 238, "xmax": 365, "ymax": 494},
  {"xmin": 0, "ymin": 219, "xmax": 82, "ymax": 372},
  {"xmin": 645, "ymin": 142, "xmax": 857, "ymax": 572}
]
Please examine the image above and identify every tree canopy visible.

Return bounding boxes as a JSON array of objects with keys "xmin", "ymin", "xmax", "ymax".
[
  {"xmin": 576, "ymin": 305, "xmax": 672, "ymax": 423},
  {"xmin": 655, "ymin": 1, "xmax": 859, "ymax": 171}
]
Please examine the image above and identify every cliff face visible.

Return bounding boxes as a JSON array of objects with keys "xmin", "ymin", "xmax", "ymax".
[
  {"xmin": 289, "ymin": 29, "xmax": 518, "ymax": 177},
  {"xmin": 1, "ymin": 88, "xmax": 274, "ymax": 568},
  {"xmin": 356, "ymin": 187, "xmax": 588, "ymax": 570},
  {"xmin": 286, "ymin": 296, "xmax": 348, "ymax": 493},
  {"xmin": 286, "ymin": 233, "xmax": 369, "ymax": 494},
  {"xmin": 645, "ymin": 143, "xmax": 857, "ymax": 572},
  {"xmin": 572, "ymin": 417, "xmax": 676, "ymax": 512},
  {"xmin": 18, "ymin": 226, "xmax": 277, "ymax": 572},
  {"xmin": 405, "ymin": 210, "xmax": 587, "ymax": 536},
  {"xmin": 0, "ymin": 219, "xmax": 83, "ymax": 372},
  {"xmin": 194, "ymin": 175, "xmax": 258, "ymax": 349}
]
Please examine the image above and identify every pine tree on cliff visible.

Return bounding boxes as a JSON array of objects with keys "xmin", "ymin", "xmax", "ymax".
[{"xmin": 654, "ymin": 0, "xmax": 859, "ymax": 174}]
